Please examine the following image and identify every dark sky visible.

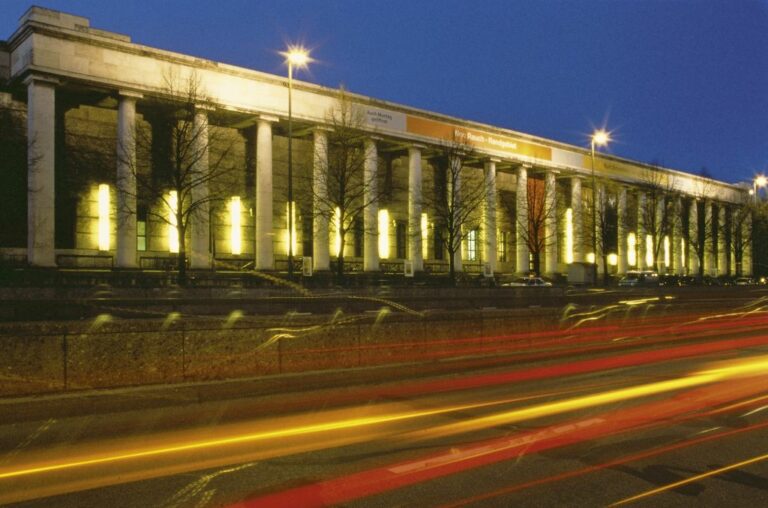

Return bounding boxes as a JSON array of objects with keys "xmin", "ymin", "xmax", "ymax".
[{"xmin": 3, "ymin": 0, "xmax": 767, "ymax": 184}]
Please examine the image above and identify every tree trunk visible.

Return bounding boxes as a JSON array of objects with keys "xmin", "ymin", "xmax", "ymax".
[
  {"xmin": 336, "ymin": 238, "xmax": 345, "ymax": 284},
  {"xmin": 532, "ymin": 250, "xmax": 540, "ymax": 276},
  {"xmin": 177, "ymin": 249, "xmax": 187, "ymax": 286}
]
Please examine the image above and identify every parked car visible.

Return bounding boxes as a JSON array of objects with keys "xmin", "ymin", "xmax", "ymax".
[
  {"xmin": 503, "ymin": 277, "xmax": 553, "ymax": 287},
  {"xmin": 734, "ymin": 277, "xmax": 756, "ymax": 286},
  {"xmin": 618, "ymin": 270, "xmax": 659, "ymax": 287},
  {"xmin": 659, "ymin": 274, "xmax": 683, "ymax": 287}
]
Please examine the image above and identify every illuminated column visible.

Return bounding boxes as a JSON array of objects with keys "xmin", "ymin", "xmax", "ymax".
[
  {"xmin": 689, "ymin": 200, "xmax": 700, "ymax": 275},
  {"xmin": 571, "ymin": 176, "xmax": 583, "ymax": 263},
  {"xmin": 116, "ymin": 91, "xmax": 141, "ymax": 268},
  {"xmin": 717, "ymin": 205, "xmax": 727, "ymax": 276},
  {"xmin": 255, "ymin": 116, "xmax": 277, "ymax": 270},
  {"xmin": 312, "ymin": 128, "xmax": 330, "ymax": 271},
  {"xmin": 595, "ymin": 183, "xmax": 605, "ymax": 275},
  {"xmin": 743, "ymin": 213, "xmax": 753, "ymax": 276},
  {"xmin": 449, "ymin": 155, "xmax": 462, "ymax": 272},
  {"xmin": 483, "ymin": 159, "xmax": 498, "ymax": 273},
  {"xmin": 190, "ymin": 107, "xmax": 211, "ymax": 269},
  {"xmin": 544, "ymin": 170, "xmax": 558, "ymax": 276},
  {"xmin": 515, "ymin": 165, "xmax": 529, "ymax": 275},
  {"xmin": 655, "ymin": 197, "xmax": 665, "ymax": 273},
  {"xmin": 729, "ymin": 208, "xmax": 737, "ymax": 275},
  {"xmin": 637, "ymin": 191, "xmax": 647, "ymax": 269},
  {"xmin": 673, "ymin": 196, "xmax": 684, "ymax": 275},
  {"xmin": 25, "ymin": 76, "xmax": 57, "ymax": 267},
  {"xmin": 617, "ymin": 186, "xmax": 628, "ymax": 274},
  {"xmin": 408, "ymin": 145, "xmax": 424, "ymax": 271},
  {"xmin": 363, "ymin": 137, "xmax": 379, "ymax": 272},
  {"xmin": 704, "ymin": 201, "xmax": 715, "ymax": 276}
]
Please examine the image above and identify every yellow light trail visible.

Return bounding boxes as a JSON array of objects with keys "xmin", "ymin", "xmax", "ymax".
[
  {"xmin": 0, "ymin": 392, "xmax": 555, "ymax": 481},
  {"xmin": 405, "ymin": 355, "xmax": 768, "ymax": 442},
  {"xmin": 610, "ymin": 451, "xmax": 768, "ymax": 506}
]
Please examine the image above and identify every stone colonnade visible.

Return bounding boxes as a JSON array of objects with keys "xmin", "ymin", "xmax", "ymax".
[{"xmin": 22, "ymin": 76, "xmax": 751, "ymax": 277}]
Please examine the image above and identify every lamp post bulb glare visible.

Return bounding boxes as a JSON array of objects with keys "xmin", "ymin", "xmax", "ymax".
[{"xmin": 592, "ymin": 129, "xmax": 610, "ymax": 147}]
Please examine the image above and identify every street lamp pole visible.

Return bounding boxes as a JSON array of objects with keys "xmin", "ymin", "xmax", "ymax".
[
  {"xmin": 590, "ymin": 129, "xmax": 610, "ymax": 286},
  {"xmin": 283, "ymin": 46, "xmax": 310, "ymax": 278}
]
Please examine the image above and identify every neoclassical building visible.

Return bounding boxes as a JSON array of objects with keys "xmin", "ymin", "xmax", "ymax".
[{"xmin": 0, "ymin": 7, "xmax": 753, "ymax": 278}]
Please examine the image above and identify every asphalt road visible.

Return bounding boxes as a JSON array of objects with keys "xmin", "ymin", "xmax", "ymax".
[{"xmin": 2, "ymin": 297, "xmax": 768, "ymax": 507}]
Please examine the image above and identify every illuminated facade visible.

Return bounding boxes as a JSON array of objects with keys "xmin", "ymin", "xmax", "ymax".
[{"xmin": 0, "ymin": 7, "xmax": 753, "ymax": 277}]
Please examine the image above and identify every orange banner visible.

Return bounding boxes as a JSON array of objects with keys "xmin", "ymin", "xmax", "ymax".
[{"xmin": 406, "ymin": 115, "xmax": 552, "ymax": 161}]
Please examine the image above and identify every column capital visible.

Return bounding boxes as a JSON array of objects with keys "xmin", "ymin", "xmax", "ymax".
[
  {"xmin": 23, "ymin": 74, "xmax": 60, "ymax": 87},
  {"xmin": 408, "ymin": 143, "xmax": 427, "ymax": 152},
  {"xmin": 258, "ymin": 114, "xmax": 280, "ymax": 124},
  {"xmin": 311, "ymin": 125, "xmax": 333, "ymax": 133},
  {"xmin": 484, "ymin": 157, "xmax": 502, "ymax": 164},
  {"xmin": 195, "ymin": 103, "xmax": 216, "ymax": 112},
  {"xmin": 118, "ymin": 90, "xmax": 143, "ymax": 100}
]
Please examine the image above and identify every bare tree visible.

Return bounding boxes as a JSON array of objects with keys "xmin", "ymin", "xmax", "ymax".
[
  {"xmin": 583, "ymin": 182, "xmax": 618, "ymax": 283},
  {"xmin": 0, "ymin": 99, "xmax": 29, "ymax": 248},
  {"xmin": 118, "ymin": 72, "xmax": 237, "ymax": 284},
  {"xmin": 687, "ymin": 180, "xmax": 716, "ymax": 277},
  {"xmin": 500, "ymin": 174, "xmax": 557, "ymax": 277},
  {"xmin": 423, "ymin": 133, "xmax": 487, "ymax": 284},
  {"xmin": 639, "ymin": 167, "xmax": 678, "ymax": 273},
  {"xmin": 731, "ymin": 194, "xmax": 760, "ymax": 276},
  {"xmin": 300, "ymin": 88, "xmax": 387, "ymax": 281}
]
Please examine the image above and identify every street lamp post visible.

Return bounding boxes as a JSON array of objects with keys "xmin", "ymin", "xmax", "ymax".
[
  {"xmin": 590, "ymin": 129, "xmax": 610, "ymax": 286},
  {"xmin": 282, "ymin": 46, "xmax": 310, "ymax": 278}
]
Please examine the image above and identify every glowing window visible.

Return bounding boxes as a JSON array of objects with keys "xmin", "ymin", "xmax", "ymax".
[
  {"xmin": 421, "ymin": 213, "xmax": 428, "ymax": 259},
  {"xmin": 607, "ymin": 253, "xmax": 618, "ymax": 266},
  {"xmin": 467, "ymin": 229, "xmax": 478, "ymax": 261},
  {"xmin": 378, "ymin": 209, "xmax": 390, "ymax": 259},
  {"xmin": 586, "ymin": 252, "xmax": 595, "ymax": 264},
  {"xmin": 230, "ymin": 196, "xmax": 242, "ymax": 255},
  {"xmin": 645, "ymin": 234, "xmax": 654, "ymax": 267},
  {"xmin": 333, "ymin": 206, "xmax": 341, "ymax": 257},
  {"xmin": 285, "ymin": 201, "xmax": 297, "ymax": 256},
  {"xmin": 628, "ymin": 232, "xmax": 637, "ymax": 266},
  {"xmin": 565, "ymin": 208, "xmax": 573, "ymax": 264},
  {"xmin": 97, "ymin": 184, "xmax": 110, "ymax": 251},
  {"xmin": 168, "ymin": 190, "xmax": 179, "ymax": 254}
]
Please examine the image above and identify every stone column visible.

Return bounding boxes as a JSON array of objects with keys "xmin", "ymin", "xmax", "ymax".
[
  {"xmin": 571, "ymin": 176, "xmax": 583, "ymax": 263},
  {"xmin": 116, "ymin": 91, "xmax": 141, "ymax": 268},
  {"xmin": 673, "ymin": 196, "xmax": 684, "ymax": 275},
  {"xmin": 448, "ymin": 155, "xmax": 462, "ymax": 273},
  {"xmin": 689, "ymin": 200, "xmax": 700, "ymax": 275},
  {"xmin": 25, "ymin": 76, "xmax": 57, "ymax": 267},
  {"xmin": 515, "ymin": 165, "xmax": 529, "ymax": 276},
  {"xmin": 743, "ymin": 213, "xmax": 753, "ymax": 276},
  {"xmin": 617, "ymin": 186, "xmax": 628, "ymax": 274},
  {"xmin": 729, "ymin": 208, "xmax": 737, "ymax": 275},
  {"xmin": 312, "ymin": 128, "xmax": 330, "ymax": 271},
  {"xmin": 704, "ymin": 201, "xmax": 715, "ymax": 276},
  {"xmin": 190, "ymin": 107, "xmax": 211, "ymax": 269},
  {"xmin": 717, "ymin": 205, "xmax": 727, "ymax": 276},
  {"xmin": 595, "ymin": 183, "xmax": 605, "ymax": 275},
  {"xmin": 656, "ymin": 197, "xmax": 665, "ymax": 273},
  {"xmin": 637, "ymin": 191, "xmax": 647, "ymax": 269},
  {"xmin": 483, "ymin": 159, "xmax": 498, "ymax": 273},
  {"xmin": 544, "ymin": 170, "xmax": 558, "ymax": 277},
  {"xmin": 408, "ymin": 145, "xmax": 424, "ymax": 272},
  {"xmin": 255, "ymin": 116, "xmax": 278, "ymax": 270},
  {"xmin": 363, "ymin": 137, "xmax": 379, "ymax": 272}
]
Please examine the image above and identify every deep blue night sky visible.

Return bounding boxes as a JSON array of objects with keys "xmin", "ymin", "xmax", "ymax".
[{"xmin": 2, "ymin": 1, "xmax": 766, "ymax": 184}]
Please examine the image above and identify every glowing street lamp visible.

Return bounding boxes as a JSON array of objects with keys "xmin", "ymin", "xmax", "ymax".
[
  {"xmin": 281, "ymin": 45, "xmax": 311, "ymax": 277},
  {"xmin": 590, "ymin": 129, "xmax": 610, "ymax": 285}
]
